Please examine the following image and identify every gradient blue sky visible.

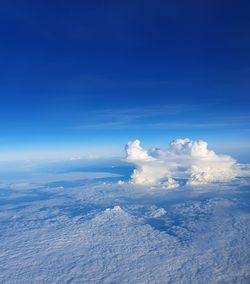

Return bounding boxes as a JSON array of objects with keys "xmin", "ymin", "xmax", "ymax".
[{"xmin": 0, "ymin": 0, "xmax": 249, "ymax": 161}]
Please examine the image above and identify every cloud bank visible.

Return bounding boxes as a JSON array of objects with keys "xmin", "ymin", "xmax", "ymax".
[{"xmin": 125, "ymin": 138, "xmax": 242, "ymax": 188}]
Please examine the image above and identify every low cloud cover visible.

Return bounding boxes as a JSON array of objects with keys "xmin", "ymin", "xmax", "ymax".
[
  {"xmin": 125, "ymin": 138, "xmax": 243, "ymax": 188},
  {"xmin": 1, "ymin": 154, "xmax": 249, "ymax": 283}
]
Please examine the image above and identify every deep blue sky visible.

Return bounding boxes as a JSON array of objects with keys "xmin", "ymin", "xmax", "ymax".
[{"xmin": 0, "ymin": 0, "xmax": 249, "ymax": 160}]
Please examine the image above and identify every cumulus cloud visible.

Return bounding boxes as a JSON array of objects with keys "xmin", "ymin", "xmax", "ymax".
[{"xmin": 125, "ymin": 138, "xmax": 242, "ymax": 187}]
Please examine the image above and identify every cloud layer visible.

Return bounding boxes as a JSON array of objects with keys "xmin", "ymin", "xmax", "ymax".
[{"xmin": 125, "ymin": 138, "xmax": 242, "ymax": 188}]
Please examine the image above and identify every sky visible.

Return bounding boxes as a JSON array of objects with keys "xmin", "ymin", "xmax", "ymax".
[{"xmin": 0, "ymin": 0, "xmax": 249, "ymax": 161}]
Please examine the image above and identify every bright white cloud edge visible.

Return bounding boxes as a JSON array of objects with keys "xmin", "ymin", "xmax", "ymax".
[{"xmin": 125, "ymin": 138, "xmax": 246, "ymax": 188}]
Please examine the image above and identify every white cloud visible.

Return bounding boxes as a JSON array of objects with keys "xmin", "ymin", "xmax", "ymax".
[
  {"xmin": 125, "ymin": 138, "xmax": 244, "ymax": 187},
  {"xmin": 1, "ymin": 165, "xmax": 249, "ymax": 283},
  {"xmin": 125, "ymin": 140, "xmax": 153, "ymax": 161}
]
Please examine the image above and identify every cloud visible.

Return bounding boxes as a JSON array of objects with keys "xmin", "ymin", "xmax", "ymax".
[
  {"xmin": 125, "ymin": 138, "xmax": 244, "ymax": 187},
  {"xmin": 76, "ymin": 106, "xmax": 250, "ymax": 130},
  {"xmin": 125, "ymin": 140, "xmax": 153, "ymax": 161}
]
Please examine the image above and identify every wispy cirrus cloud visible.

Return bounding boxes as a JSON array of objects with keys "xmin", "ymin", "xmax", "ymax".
[
  {"xmin": 75, "ymin": 105, "xmax": 250, "ymax": 130},
  {"xmin": 77, "ymin": 121, "xmax": 250, "ymax": 130}
]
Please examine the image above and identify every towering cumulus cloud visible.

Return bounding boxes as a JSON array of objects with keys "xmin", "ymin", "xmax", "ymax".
[{"xmin": 125, "ymin": 138, "xmax": 241, "ymax": 188}]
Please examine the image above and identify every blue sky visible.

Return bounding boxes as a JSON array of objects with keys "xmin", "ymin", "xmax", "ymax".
[{"xmin": 0, "ymin": 0, "xmax": 249, "ymax": 161}]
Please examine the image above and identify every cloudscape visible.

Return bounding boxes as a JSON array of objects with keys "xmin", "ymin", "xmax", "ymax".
[
  {"xmin": 0, "ymin": 1, "xmax": 250, "ymax": 283},
  {"xmin": 125, "ymin": 138, "xmax": 245, "ymax": 188}
]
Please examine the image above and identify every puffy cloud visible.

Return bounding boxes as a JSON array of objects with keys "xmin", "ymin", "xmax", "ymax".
[
  {"xmin": 125, "ymin": 140, "xmax": 153, "ymax": 161},
  {"xmin": 125, "ymin": 138, "xmax": 242, "ymax": 187}
]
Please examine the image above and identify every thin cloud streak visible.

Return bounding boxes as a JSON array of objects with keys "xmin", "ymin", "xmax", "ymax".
[
  {"xmin": 75, "ymin": 105, "xmax": 250, "ymax": 130},
  {"xmin": 77, "ymin": 120, "xmax": 250, "ymax": 131}
]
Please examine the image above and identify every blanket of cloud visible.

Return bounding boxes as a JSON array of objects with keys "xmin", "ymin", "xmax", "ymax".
[
  {"xmin": 125, "ymin": 138, "xmax": 248, "ymax": 188},
  {"xmin": 0, "ymin": 159, "xmax": 250, "ymax": 284}
]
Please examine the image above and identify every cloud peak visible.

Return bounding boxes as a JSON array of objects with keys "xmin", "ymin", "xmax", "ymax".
[{"xmin": 125, "ymin": 138, "xmax": 242, "ymax": 188}]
